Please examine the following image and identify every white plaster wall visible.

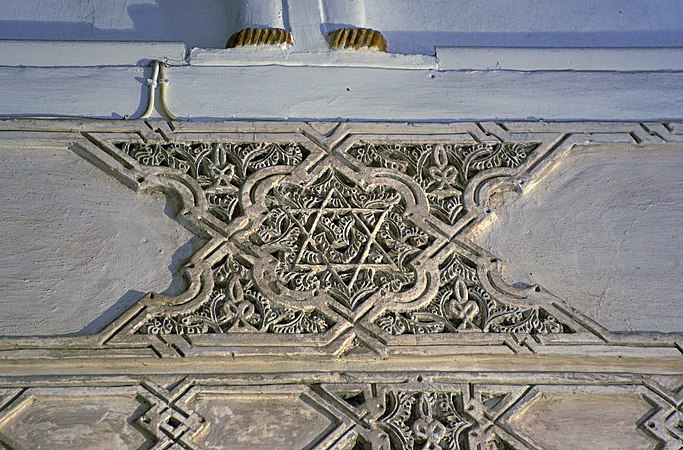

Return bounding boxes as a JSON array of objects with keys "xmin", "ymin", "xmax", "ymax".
[
  {"xmin": 1, "ymin": 66, "xmax": 681, "ymax": 121},
  {"xmin": 351, "ymin": 0, "xmax": 683, "ymax": 54},
  {"xmin": 0, "ymin": 144, "xmax": 204, "ymax": 336},
  {"xmin": 0, "ymin": 1, "xmax": 681, "ymax": 121},
  {"xmin": 473, "ymin": 144, "xmax": 683, "ymax": 333}
]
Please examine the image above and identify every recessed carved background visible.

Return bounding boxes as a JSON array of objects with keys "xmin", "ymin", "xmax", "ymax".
[{"xmin": 106, "ymin": 130, "xmax": 574, "ymax": 358}]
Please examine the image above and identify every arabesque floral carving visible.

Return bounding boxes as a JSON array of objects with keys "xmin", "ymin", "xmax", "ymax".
[
  {"xmin": 252, "ymin": 169, "xmax": 432, "ymax": 310},
  {"xmin": 376, "ymin": 252, "xmax": 566, "ymax": 334},
  {"xmin": 117, "ymin": 138, "xmax": 568, "ymax": 336},
  {"xmin": 118, "ymin": 141, "xmax": 306, "ymax": 223},
  {"xmin": 376, "ymin": 390, "xmax": 473, "ymax": 450},
  {"xmin": 348, "ymin": 142, "xmax": 536, "ymax": 225},
  {"xmin": 139, "ymin": 253, "xmax": 332, "ymax": 335}
]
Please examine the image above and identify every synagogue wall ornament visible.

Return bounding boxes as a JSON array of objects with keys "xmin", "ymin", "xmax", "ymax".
[
  {"xmin": 0, "ymin": 121, "xmax": 681, "ymax": 450},
  {"xmin": 109, "ymin": 135, "xmax": 572, "ymax": 352}
]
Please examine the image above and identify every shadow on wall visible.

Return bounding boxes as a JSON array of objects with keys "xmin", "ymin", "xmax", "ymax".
[
  {"xmin": 0, "ymin": 0, "xmax": 242, "ymax": 49},
  {"xmin": 73, "ymin": 236, "xmax": 205, "ymax": 336},
  {"xmin": 319, "ymin": 23, "xmax": 683, "ymax": 55}
]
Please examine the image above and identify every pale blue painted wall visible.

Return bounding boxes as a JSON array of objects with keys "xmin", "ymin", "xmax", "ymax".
[{"xmin": 1, "ymin": 0, "xmax": 682, "ymax": 53}]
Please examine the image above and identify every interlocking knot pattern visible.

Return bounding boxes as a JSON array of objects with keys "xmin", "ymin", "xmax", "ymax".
[
  {"xmin": 1, "ymin": 122, "xmax": 682, "ymax": 450},
  {"xmin": 253, "ymin": 169, "xmax": 432, "ymax": 311},
  {"xmin": 115, "ymin": 137, "xmax": 568, "ymax": 348}
]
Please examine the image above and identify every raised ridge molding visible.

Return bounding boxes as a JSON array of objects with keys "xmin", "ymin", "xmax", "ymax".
[
  {"xmin": 2, "ymin": 41, "xmax": 681, "ymax": 72},
  {"xmin": 186, "ymin": 47, "xmax": 436, "ymax": 69},
  {"xmin": 1, "ymin": 66, "xmax": 682, "ymax": 120}
]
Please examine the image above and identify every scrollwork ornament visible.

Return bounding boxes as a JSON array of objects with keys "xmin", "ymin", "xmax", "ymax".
[
  {"xmin": 375, "ymin": 390, "xmax": 472, "ymax": 450},
  {"xmin": 348, "ymin": 142, "xmax": 537, "ymax": 225},
  {"xmin": 139, "ymin": 253, "xmax": 332, "ymax": 335},
  {"xmin": 118, "ymin": 141, "xmax": 307, "ymax": 223},
  {"xmin": 375, "ymin": 253, "xmax": 566, "ymax": 335}
]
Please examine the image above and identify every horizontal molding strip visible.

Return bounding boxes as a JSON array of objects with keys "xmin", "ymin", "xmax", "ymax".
[
  {"xmin": 0, "ymin": 40, "xmax": 187, "ymax": 67},
  {"xmin": 436, "ymin": 46, "xmax": 683, "ymax": 71},
  {"xmin": 2, "ymin": 40, "xmax": 681, "ymax": 72},
  {"xmin": 1, "ymin": 65, "xmax": 682, "ymax": 120}
]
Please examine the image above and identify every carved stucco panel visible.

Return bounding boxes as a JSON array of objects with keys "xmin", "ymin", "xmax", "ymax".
[
  {"xmin": 0, "ymin": 120, "xmax": 680, "ymax": 358},
  {"xmin": 102, "ymin": 133, "xmax": 576, "ymax": 357},
  {"xmin": 0, "ymin": 374, "xmax": 680, "ymax": 449},
  {"xmin": 0, "ymin": 120, "xmax": 681, "ymax": 450}
]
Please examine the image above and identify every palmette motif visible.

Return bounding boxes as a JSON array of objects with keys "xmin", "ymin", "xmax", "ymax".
[
  {"xmin": 348, "ymin": 142, "xmax": 536, "ymax": 225},
  {"xmin": 376, "ymin": 391, "xmax": 472, "ymax": 450},
  {"xmin": 140, "ymin": 254, "xmax": 332, "ymax": 335},
  {"xmin": 118, "ymin": 141, "xmax": 306, "ymax": 222},
  {"xmin": 376, "ymin": 253, "xmax": 566, "ymax": 334}
]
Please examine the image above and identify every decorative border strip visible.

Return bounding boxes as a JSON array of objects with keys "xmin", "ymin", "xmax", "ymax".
[{"xmin": 0, "ymin": 372, "xmax": 680, "ymax": 449}]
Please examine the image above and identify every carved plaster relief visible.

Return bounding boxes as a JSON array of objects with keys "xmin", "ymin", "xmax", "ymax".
[
  {"xmin": 0, "ymin": 120, "xmax": 681, "ymax": 450},
  {"xmin": 118, "ymin": 138, "xmax": 564, "ymax": 340},
  {"xmin": 96, "ymin": 129, "xmax": 582, "ymax": 359},
  {"xmin": 0, "ymin": 120, "xmax": 681, "ymax": 357},
  {"xmin": 0, "ymin": 373, "xmax": 680, "ymax": 449}
]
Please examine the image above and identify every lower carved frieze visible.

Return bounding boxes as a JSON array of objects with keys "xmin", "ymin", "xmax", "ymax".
[{"xmin": 0, "ymin": 373, "xmax": 680, "ymax": 449}]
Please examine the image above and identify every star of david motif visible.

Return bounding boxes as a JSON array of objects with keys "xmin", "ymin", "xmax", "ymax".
[
  {"xmin": 103, "ymin": 135, "xmax": 579, "ymax": 344},
  {"xmin": 252, "ymin": 168, "xmax": 434, "ymax": 311}
]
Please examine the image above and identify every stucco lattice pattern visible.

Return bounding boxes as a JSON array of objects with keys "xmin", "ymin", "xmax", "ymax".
[
  {"xmin": 348, "ymin": 142, "xmax": 534, "ymax": 226},
  {"xmin": 2, "ymin": 376, "xmax": 677, "ymax": 450},
  {"xmin": 116, "ymin": 138, "xmax": 567, "ymax": 342}
]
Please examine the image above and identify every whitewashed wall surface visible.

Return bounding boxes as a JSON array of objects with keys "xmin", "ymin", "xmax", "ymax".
[{"xmin": 0, "ymin": 1, "xmax": 682, "ymax": 449}]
